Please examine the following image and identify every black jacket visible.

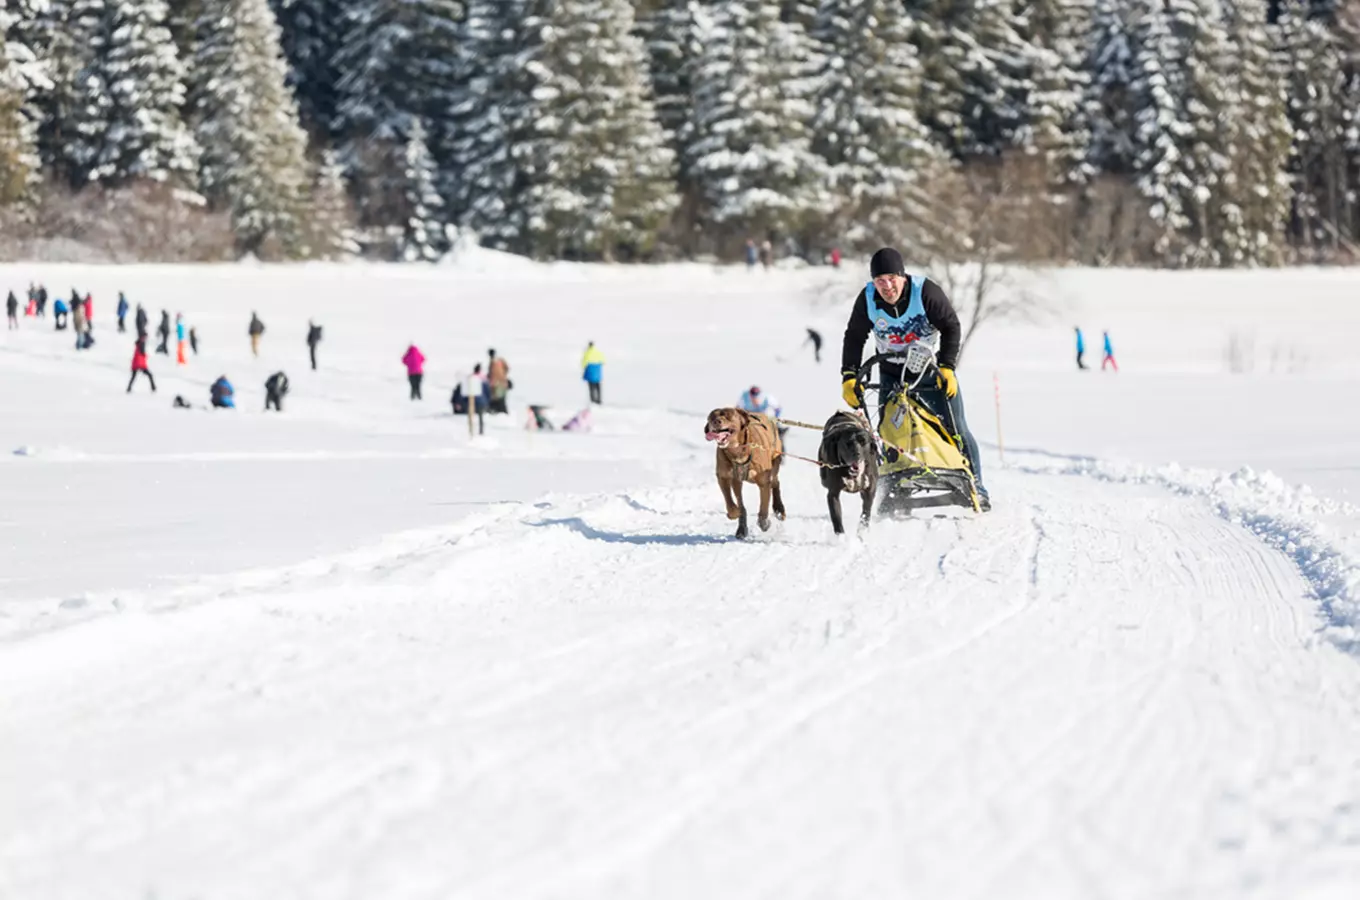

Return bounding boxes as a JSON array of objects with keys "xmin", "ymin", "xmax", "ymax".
[{"xmin": 841, "ymin": 277, "xmax": 962, "ymax": 375}]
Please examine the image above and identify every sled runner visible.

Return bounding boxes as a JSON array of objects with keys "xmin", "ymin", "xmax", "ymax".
[{"xmin": 853, "ymin": 347, "xmax": 982, "ymax": 514}]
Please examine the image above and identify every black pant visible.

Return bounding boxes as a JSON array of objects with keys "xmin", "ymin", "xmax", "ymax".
[
  {"xmin": 156, "ymin": 334, "xmax": 169, "ymax": 354},
  {"xmin": 118, "ymin": 316, "xmax": 126, "ymax": 332},
  {"xmin": 127, "ymin": 368, "xmax": 156, "ymax": 392},
  {"xmin": 309, "ymin": 344, "xmax": 317, "ymax": 370},
  {"xmin": 1077, "ymin": 350, "xmax": 1086, "ymax": 370},
  {"xmin": 408, "ymin": 373, "xmax": 423, "ymax": 400},
  {"xmin": 588, "ymin": 381, "xmax": 601, "ymax": 404},
  {"xmin": 265, "ymin": 392, "xmax": 283, "ymax": 411},
  {"xmin": 189, "ymin": 335, "xmax": 197, "ymax": 354}
]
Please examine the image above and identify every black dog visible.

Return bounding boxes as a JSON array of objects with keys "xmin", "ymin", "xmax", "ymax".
[{"xmin": 818, "ymin": 411, "xmax": 879, "ymax": 534}]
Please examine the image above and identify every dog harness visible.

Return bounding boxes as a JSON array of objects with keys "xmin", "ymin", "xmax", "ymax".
[{"xmin": 865, "ymin": 277, "xmax": 937, "ymax": 355}]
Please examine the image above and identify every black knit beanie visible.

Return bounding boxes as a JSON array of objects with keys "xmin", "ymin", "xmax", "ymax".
[{"xmin": 869, "ymin": 247, "xmax": 906, "ymax": 278}]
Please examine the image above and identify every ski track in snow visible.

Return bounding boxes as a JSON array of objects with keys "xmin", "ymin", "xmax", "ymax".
[{"xmin": 5, "ymin": 465, "xmax": 1360, "ymax": 899}]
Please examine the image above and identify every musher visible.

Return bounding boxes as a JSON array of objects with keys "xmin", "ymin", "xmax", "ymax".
[{"xmin": 839, "ymin": 247, "xmax": 990, "ymax": 511}]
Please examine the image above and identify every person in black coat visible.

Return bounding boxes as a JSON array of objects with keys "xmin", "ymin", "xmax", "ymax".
[
  {"xmin": 306, "ymin": 321, "xmax": 322, "ymax": 370},
  {"xmin": 264, "ymin": 371, "xmax": 289, "ymax": 412},
  {"xmin": 156, "ymin": 310, "xmax": 171, "ymax": 354}
]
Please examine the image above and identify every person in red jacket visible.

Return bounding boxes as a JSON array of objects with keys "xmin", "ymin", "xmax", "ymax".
[
  {"xmin": 401, "ymin": 344, "xmax": 425, "ymax": 400},
  {"xmin": 127, "ymin": 338, "xmax": 155, "ymax": 393}
]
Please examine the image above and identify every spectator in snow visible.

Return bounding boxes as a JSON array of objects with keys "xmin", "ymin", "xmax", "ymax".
[
  {"xmin": 264, "ymin": 371, "xmax": 289, "ymax": 412},
  {"xmin": 248, "ymin": 312, "xmax": 265, "ymax": 357},
  {"xmin": 72, "ymin": 298, "xmax": 88, "ymax": 349},
  {"xmin": 1102, "ymin": 330, "xmax": 1118, "ymax": 372},
  {"xmin": 134, "ymin": 303, "xmax": 148, "ymax": 341},
  {"xmin": 189, "ymin": 326, "xmax": 199, "ymax": 355},
  {"xmin": 740, "ymin": 384, "xmax": 787, "ymax": 445},
  {"xmin": 453, "ymin": 364, "xmax": 490, "ymax": 434},
  {"xmin": 5, "ymin": 290, "xmax": 17, "ymax": 329},
  {"xmin": 175, "ymin": 313, "xmax": 188, "ymax": 364},
  {"xmin": 745, "ymin": 239, "xmax": 758, "ymax": 270},
  {"xmin": 127, "ymin": 338, "xmax": 155, "ymax": 393},
  {"xmin": 306, "ymin": 321, "xmax": 322, "ymax": 370},
  {"xmin": 53, "ymin": 297, "xmax": 69, "ymax": 330},
  {"xmin": 581, "ymin": 341, "xmax": 605, "ymax": 405},
  {"xmin": 35, "ymin": 284, "xmax": 47, "ymax": 316},
  {"xmin": 759, "ymin": 239, "xmax": 773, "ymax": 270},
  {"xmin": 487, "ymin": 348, "xmax": 510, "ymax": 414},
  {"xmin": 402, "ymin": 344, "xmax": 425, "ymax": 400},
  {"xmin": 156, "ymin": 309, "xmax": 171, "ymax": 354},
  {"xmin": 806, "ymin": 327, "xmax": 823, "ymax": 363},
  {"xmin": 830, "ymin": 247, "xmax": 842, "ymax": 269},
  {"xmin": 84, "ymin": 293, "xmax": 93, "ymax": 321},
  {"xmin": 210, "ymin": 376, "xmax": 235, "ymax": 409},
  {"xmin": 1075, "ymin": 327, "xmax": 1087, "ymax": 370},
  {"xmin": 117, "ymin": 292, "xmax": 129, "ymax": 332}
]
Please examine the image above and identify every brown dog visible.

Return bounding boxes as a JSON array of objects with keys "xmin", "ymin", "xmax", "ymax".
[{"xmin": 704, "ymin": 408, "xmax": 786, "ymax": 539}]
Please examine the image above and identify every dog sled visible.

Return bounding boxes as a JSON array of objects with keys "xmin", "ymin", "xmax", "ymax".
[{"xmin": 852, "ymin": 347, "xmax": 983, "ymax": 514}]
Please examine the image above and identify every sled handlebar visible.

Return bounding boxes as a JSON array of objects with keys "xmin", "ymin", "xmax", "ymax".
[{"xmin": 853, "ymin": 349, "xmax": 940, "ymax": 398}]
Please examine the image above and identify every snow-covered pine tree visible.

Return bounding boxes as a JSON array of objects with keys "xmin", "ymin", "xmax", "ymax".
[
  {"xmin": 1013, "ymin": 0, "xmax": 1093, "ymax": 184},
  {"xmin": 401, "ymin": 118, "xmax": 447, "ymax": 261},
  {"xmin": 1084, "ymin": 0, "xmax": 1139, "ymax": 177},
  {"xmin": 270, "ymin": 0, "xmax": 347, "ymax": 139},
  {"xmin": 1219, "ymin": 0, "xmax": 1291, "ymax": 266},
  {"xmin": 1276, "ymin": 0, "xmax": 1355, "ymax": 258},
  {"xmin": 0, "ymin": 0, "xmax": 42, "ymax": 203},
  {"xmin": 331, "ymin": 0, "xmax": 464, "ymax": 228},
  {"xmin": 639, "ymin": 0, "xmax": 714, "ymax": 244},
  {"xmin": 25, "ymin": 0, "xmax": 88, "ymax": 180},
  {"xmin": 482, "ymin": 0, "xmax": 675, "ymax": 259},
  {"xmin": 809, "ymin": 0, "xmax": 943, "ymax": 251},
  {"xmin": 309, "ymin": 147, "xmax": 358, "ymax": 258},
  {"xmin": 903, "ymin": 0, "xmax": 1031, "ymax": 160},
  {"xmin": 684, "ymin": 0, "xmax": 827, "ymax": 251},
  {"xmin": 62, "ymin": 0, "xmax": 198, "ymax": 188},
  {"xmin": 443, "ymin": 0, "xmax": 528, "ymax": 233},
  {"xmin": 1167, "ymin": 0, "xmax": 1234, "ymax": 266},
  {"xmin": 1130, "ymin": 0, "xmax": 1190, "ymax": 261},
  {"xmin": 193, "ymin": 0, "xmax": 315, "ymax": 258}
]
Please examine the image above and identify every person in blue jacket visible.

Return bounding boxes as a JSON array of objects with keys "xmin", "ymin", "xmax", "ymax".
[
  {"xmin": 1074, "ymin": 326, "xmax": 1086, "ymax": 370},
  {"xmin": 1102, "ymin": 330, "xmax": 1118, "ymax": 372},
  {"xmin": 210, "ymin": 375, "xmax": 235, "ymax": 409},
  {"xmin": 117, "ymin": 292, "xmax": 129, "ymax": 333},
  {"xmin": 53, "ymin": 297, "xmax": 69, "ymax": 331},
  {"xmin": 740, "ymin": 385, "xmax": 787, "ymax": 446},
  {"xmin": 581, "ymin": 341, "xmax": 605, "ymax": 404}
]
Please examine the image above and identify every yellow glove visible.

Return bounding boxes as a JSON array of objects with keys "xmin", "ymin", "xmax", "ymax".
[
  {"xmin": 939, "ymin": 367, "xmax": 958, "ymax": 399},
  {"xmin": 841, "ymin": 374, "xmax": 861, "ymax": 408}
]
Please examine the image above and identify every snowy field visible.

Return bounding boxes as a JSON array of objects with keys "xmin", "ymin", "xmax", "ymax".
[{"xmin": 3, "ymin": 255, "xmax": 1360, "ymax": 899}]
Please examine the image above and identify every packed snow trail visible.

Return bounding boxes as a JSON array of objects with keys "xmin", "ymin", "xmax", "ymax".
[{"xmin": 5, "ymin": 468, "xmax": 1360, "ymax": 899}]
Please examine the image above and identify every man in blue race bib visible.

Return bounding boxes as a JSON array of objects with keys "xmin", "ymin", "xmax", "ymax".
[{"xmin": 840, "ymin": 247, "xmax": 989, "ymax": 510}]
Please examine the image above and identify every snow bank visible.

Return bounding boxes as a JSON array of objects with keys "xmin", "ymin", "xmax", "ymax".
[{"xmin": 1014, "ymin": 452, "xmax": 1360, "ymax": 652}]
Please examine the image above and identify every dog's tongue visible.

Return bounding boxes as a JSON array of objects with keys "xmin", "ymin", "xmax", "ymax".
[{"xmin": 705, "ymin": 431, "xmax": 721, "ymax": 442}]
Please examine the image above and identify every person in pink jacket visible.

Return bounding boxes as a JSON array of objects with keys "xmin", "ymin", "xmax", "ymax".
[{"xmin": 402, "ymin": 344, "xmax": 426, "ymax": 400}]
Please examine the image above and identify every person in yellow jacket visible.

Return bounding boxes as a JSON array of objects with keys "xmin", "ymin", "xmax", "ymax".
[{"xmin": 581, "ymin": 341, "xmax": 605, "ymax": 404}]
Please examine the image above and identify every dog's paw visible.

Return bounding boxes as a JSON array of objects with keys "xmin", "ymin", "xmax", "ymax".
[
  {"xmin": 774, "ymin": 508, "xmax": 786, "ymax": 521},
  {"xmin": 734, "ymin": 524, "xmax": 748, "ymax": 540},
  {"xmin": 726, "ymin": 508, "xmax": 741, "ymax": 521},
  {"xmin": 758, "ymin": 516, "xmax": 771, "ymax": 532}
]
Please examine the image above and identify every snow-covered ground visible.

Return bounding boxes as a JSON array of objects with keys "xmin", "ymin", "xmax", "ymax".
[{"xmin": 2, "ymin": 256, "xmax": 1360, "ymax": 898}]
